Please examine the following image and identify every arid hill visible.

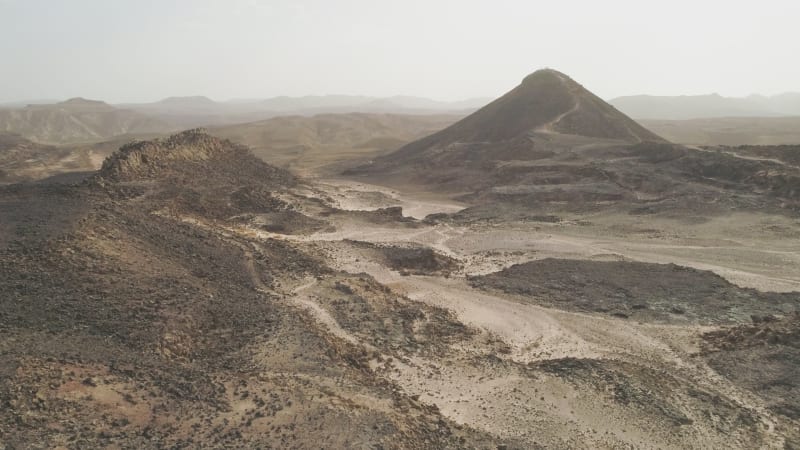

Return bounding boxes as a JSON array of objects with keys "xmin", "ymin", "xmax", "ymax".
[
  {"xmin": 95, "ymin": 128, "xmax": 292, "ymax": 185},
  {"xmin": 0, "ymin": 98, "xmax": 174, "ymax": 144},
  {"xmin": 348, "ymin": 68, "xmax": 665, "ymax": 182},
  {"xmin": 347, "ymin": 69, "xmax": 800, "ymax": 217},
  {"xmin": 0, "ymin": 130, "xmax": 514, "ymax": 448},
  {"xmin": 119, "ymin": 96, "xmax": 275, "ymax": 128},
  {"xmin": 0, "ymin": 112, "xmax": 461, "ymax": 184},
  {"xmin": 0, "ymin": 133, "xmax": 70, "ymax": 183},
  {"xmin": 120, "ymin": 95, "xmax": 487, "ymax": 129},
  {"xmin": 211, "ymin": 113, "xmax": 461, "ymax": 175},
  {"xmin": 3, "ymin": 127, "xmax": 799, "ymax": 448},
  {"xmin": 376, "ymin": 68, "xmax": 662, "ymax": 163}
]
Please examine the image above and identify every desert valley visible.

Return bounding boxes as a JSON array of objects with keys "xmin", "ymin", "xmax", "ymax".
[{"xmin": 1, "ymin": 64, "xmax": 799, "ymax": 449}]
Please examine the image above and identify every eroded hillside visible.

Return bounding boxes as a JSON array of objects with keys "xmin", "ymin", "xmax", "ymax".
[
  {"xmin": 0, "ymin": 130, "xmax": 515, "ymax": 448},
  {"xmin": 2, "ymin": 124, "xmax": 799, "ymax": 448}
]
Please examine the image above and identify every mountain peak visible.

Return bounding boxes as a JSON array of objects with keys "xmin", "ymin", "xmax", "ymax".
[
  {"xmin": 521, "ymin": 68, "xmax": 573, "ymax": 85},
  {"xmin": 60, "ymin": 97, "xmax": 108, "ymax": 105},
  {"xmin": 56, "ymin": 97, "xmax": 115, "ymax": 111},
  {"xmin": 348, "ymin": 69, "xmax": 665, "ymax": 181},
  {"xmin": 94, "ymin": 129, "xmax": 296, "ymax": 189},
  {"xmin": 382, "ymin": 68, "xmax": 662, "ymax": 147},
  {"xmin": 96, "ymin": 129, "xmax": 232, "ymax": 182}
]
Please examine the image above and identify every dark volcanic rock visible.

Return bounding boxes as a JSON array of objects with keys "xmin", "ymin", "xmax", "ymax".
[
  {"xmin": 470, "ymin": 258, "xmax": 799, "ymax": 324},
  {"xmin": 344, "ymin": 240, "xmax": 461, "ymax": 275}
]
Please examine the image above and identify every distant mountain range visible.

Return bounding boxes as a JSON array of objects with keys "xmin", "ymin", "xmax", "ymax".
[
  {"xmin": 4, "ymin": 89, "xmax": 800, "ymax": 147},
  {"xmin": 119, "ymin": 95, "xmax": 492, "ymax": 128},
  {"xmin": 609, "ymin": 93, "xmax": 800, "ymax": 120},
  {"xmin": 233, "ymin": 95, "xmax": 491, "ymax": 114},
  {"xmin": 0, "ymin": 98, "xmax": 174, "ymax": 144},
  {"xmin": 0, "ymin": 95, "xmax": 487, "ymax": 144},
  {"xmin": 638, "ymin": 116, "xmax": 800, "ymax": 146},
  {"xmin": 210, "ymin": 112, "xmax": 461, "ymax": 175}
]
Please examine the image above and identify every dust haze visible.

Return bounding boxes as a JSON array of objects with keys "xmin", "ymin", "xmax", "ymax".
[
  {"xmin": 1, "ymin": 1, "xmax": 799, "ymax": 449},
  {"xmin": 2, "ymin": 0, "xmax": 800, "ymax": 103}
]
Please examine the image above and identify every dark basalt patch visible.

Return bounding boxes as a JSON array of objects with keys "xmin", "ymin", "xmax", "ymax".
[
  {"xmin": 470, "ymin": 258, "xmax": 799, "ymax": 324},
  {"xmin": 701, "ymin": 313, "xmax": 800, "ymax": 421},
  {"xmin": 344, "ymin": 240, "xmax": 461, "ymax": 276}
]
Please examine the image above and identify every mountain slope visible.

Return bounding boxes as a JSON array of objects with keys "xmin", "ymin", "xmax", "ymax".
[
  {"xmin": 211, "ymin": 112, "xmax": 461, "ymax": 175},
  {"xmin": 2, "ymin": 132, "xmax": 798, "ymax": 448},
  {"xmin": 0, "ymin": 98, "xmax": 174, "ymax": 144},
  {"xmin": 362, "ymin": 69, "xmax": 663, "ymax": 171},
  {"xmin": 0, "ymin": 130, "xmax": 512, "ymax": 448},
  {"xmin": 0, "ymin": 133, "xmax": 75, "ymax": 183},
  {"xmin": 347, "ymin": 69, "xmax": 800, "ymax": 216},
  {"xmin": 95, "ymin": 128, "xmax": 293, "ymax": 185},
  {"xmin": 395, "ymin": 69, "xmax": 661, "ymax": 152}
]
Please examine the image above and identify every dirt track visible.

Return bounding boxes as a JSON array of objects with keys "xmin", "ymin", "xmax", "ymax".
[{"xmin": 227, "ymin": 178, "xmax": 800, "ymax": 448}]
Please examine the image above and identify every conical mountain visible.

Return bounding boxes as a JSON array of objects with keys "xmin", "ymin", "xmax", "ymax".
[
  {"xmin": 445, "ymin": 68, "xmax": 659, "ymax": 142},
  {"xmin": 363, "ymin": 69, "xmax": 663, "ymax": 169},
  {"xmin": 346, "ymin": 70, "xmax": 800, "ymax": 216}
]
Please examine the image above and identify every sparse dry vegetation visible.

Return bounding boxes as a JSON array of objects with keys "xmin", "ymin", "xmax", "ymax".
[{"xmin": 2, "ymin": 67, "xmax": 799, "ymax": 448}]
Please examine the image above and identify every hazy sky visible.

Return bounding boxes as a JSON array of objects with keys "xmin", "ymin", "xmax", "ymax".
[{"xmin": 1, "ymin": 0, "xmax": 799, "ymax": 103}]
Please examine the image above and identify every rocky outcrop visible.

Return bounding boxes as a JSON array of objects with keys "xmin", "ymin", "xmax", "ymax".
[
  {"xmin": 97, "ymin": 129, "xmax": 229, "ymax": 181},
  {"xmin": 94, "ymin": 129, "xmax": 296, "ymax": 188}
]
